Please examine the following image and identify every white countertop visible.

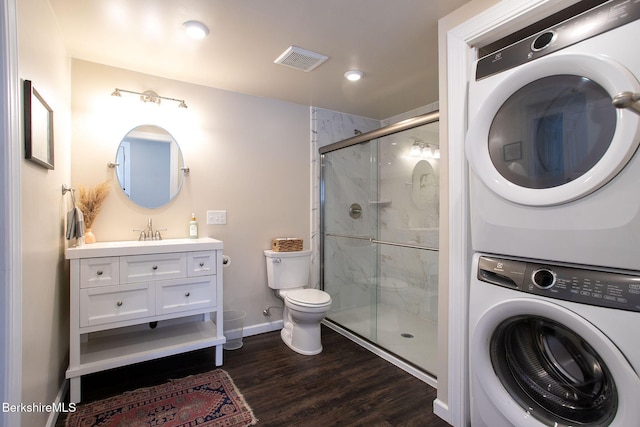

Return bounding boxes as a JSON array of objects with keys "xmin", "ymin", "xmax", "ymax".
[{"xmin": 66, "ymin": 237, "xmax": 223, "ymax": 259}]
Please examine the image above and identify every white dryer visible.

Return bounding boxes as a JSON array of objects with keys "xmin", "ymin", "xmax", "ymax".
[
  {"xmin": 469, "ymin": 253, "xmax": 640, "ymax": 427},
  {"xmin": 466, "ymin": 0, "xmax": 640, "ymax": 270}
]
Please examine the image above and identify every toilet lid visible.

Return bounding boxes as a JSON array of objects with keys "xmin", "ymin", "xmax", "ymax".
[{"xmin": 285, "ymin": 289, "xmax": 331, "ymax": 306}]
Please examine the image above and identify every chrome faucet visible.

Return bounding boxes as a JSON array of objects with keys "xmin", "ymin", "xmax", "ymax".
[{"xmin": 133, "ymin": 217, "xmax": 165, "ymax": 241}]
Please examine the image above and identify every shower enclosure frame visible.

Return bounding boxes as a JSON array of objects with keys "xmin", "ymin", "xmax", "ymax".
[{"xmin": 319, "ymin": 111, "xmax": 439, "ymax": 385}]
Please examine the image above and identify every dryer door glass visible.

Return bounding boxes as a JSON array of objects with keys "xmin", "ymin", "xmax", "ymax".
[
  {"xmin": 488, "ymin": 75, "xmax": 616, "ymax": 189},
  {"xmin": 490, "ymin": 315, "xmax": 617, "ymax": 426}
]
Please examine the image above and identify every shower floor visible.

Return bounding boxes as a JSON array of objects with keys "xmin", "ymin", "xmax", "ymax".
[{"xmin": 327, "ymin": 303, "xmax": 437, "ymax": 376}]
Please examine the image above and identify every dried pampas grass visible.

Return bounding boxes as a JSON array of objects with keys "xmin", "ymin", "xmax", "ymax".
[{"xmin": 78, "ymin": 181, "xmax": 111, "ymax": 228}]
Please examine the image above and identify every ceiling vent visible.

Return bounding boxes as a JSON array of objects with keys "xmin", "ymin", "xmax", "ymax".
[{"xmin": 274, "ymin": 45, "xmax": 329, "ymax": 72}]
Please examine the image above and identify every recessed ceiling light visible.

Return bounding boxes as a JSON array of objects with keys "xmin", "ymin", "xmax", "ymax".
[
  {"xmin": 182, "ymin": 20, "xmax": 209, "ymax": 39},
  {"xmin": 344, "ymin": 70, "xmax": 363, "ymax": 81}
]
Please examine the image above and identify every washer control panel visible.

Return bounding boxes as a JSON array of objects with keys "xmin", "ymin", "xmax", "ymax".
[{"xmin": 478, "ymin": 255, "xmax": 640, "ymax": 312}]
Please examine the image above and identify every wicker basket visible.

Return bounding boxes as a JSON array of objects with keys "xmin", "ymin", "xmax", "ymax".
[{"xmin": 271, "ymin": 238, "xmax": 303, "ymax": 252}]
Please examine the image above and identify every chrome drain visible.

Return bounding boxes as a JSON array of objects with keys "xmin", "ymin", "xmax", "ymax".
[{"xmin": 401, "ymin": 333, "xmax": 414, "ymax": 338}]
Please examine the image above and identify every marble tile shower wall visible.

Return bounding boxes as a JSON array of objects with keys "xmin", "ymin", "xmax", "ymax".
[
  {"xmin": 310, "ymin": 108, "xmax": 381, "ymax": 289},
  {"xmin": 311, "ymin": 105, "xmax": 440, "ymax": 322},
  {"xmin": 376, "ymin": 124, "xmax": 439, "ymax": 321}
]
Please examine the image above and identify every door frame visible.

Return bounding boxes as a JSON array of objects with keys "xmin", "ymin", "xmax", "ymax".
[{"xmin": 0, "ymin": 0, "xmax": 22, "ymax": 425}]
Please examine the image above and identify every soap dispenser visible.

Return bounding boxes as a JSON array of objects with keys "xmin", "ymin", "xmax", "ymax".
[{"xmin": 189, "ymin": 213, "xmax": 199, "ymax": 239}]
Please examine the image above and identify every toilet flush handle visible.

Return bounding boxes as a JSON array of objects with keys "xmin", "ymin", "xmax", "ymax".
[{"xmin": 273, "ymin": 258, "xmax": 282, "ymax": 263}]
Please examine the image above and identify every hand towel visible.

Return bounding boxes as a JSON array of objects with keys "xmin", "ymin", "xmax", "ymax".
[{"xmin": 66, "ymin": 207, "xmax": 85, "ymax": 240}]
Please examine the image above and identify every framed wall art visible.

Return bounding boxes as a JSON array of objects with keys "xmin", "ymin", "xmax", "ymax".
[{"xmin": 23, "ymin": 79, "xmax": 54, "ymax": 169}]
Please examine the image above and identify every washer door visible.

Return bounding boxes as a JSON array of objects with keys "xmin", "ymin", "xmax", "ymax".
[
  {"xmin": 471, "ymin": 298, "xmax": 640, "ymax": 426},
  {"xmin": 466, "ymin": 53, "xmax": 640, "ymax": 206}
]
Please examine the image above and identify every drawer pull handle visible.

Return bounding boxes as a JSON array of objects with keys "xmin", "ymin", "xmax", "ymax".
[
  {"xmin": 152, "ymin": 265, "xmax": 158, "ymax": 270},
  {"xmin": 199, "ymin": 262, "xmax": 205, "ymax": 267},
  {"xmin": 116, "ymin": 301, "xmax": 123, "ymax": 307},
  {"xmin": 185, "ymin": 292, "xmax": 190, "ymax": 297},
  {"xmin": 96, "ymin": 270, "xmax": 103, "ymax": 276}
]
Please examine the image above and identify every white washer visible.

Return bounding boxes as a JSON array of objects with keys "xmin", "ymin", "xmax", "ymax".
[
  {"xmin": 466, "ymin": 0, "xmax": 640, "ymax": 270},
  {"xmin": 469, "ymin": 253, "xmax": 640, "ymax": 427}
]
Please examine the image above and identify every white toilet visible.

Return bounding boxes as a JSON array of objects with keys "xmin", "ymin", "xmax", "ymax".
[{"xmin": 264, "ymin": 249, "xmax": 332, "ymax": 355}]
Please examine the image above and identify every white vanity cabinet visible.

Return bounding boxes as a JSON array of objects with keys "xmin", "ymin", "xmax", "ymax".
[{"xmin": 65, "ymin": 238, "xmax": 225, "ymax": 403}]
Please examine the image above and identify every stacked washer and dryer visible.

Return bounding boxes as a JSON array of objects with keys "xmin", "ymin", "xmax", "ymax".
[{"xmin": 465, "ymin": 0, "xmax": 640, "ymax": 426}]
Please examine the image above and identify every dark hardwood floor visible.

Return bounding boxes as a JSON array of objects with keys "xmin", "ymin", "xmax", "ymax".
[{"xmin": 56, "ymin": 326, "xmax": 450, "ymax": 426}]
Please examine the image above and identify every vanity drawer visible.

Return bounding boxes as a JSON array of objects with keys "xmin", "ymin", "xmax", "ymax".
[
  {"xmin": 79, "ymin": 283, "xmax": 154, "ymax": 327},
  {"xmin": 187, "ymin": 251, "xmax": 216, "ymax": 277},
  {"xmin": 120, "ymin": 253, "xmax": 186, "ymax": 283},
  {"xmin": 156, "ymin": 276, "xmax": 216, "ymax": 315},
  {"xmin": 80, "ymin": 258, "xmax": 120, "ymax": 288}
]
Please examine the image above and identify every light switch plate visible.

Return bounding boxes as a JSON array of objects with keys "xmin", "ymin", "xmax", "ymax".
[{"xmin": 206, "ymin": 210, "xmax": 227, "ymax": 225}]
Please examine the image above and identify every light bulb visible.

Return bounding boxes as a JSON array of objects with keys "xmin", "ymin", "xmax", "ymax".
[
  {"xmin": 344, "ymin": 70, "xmax": 363, "ymax": 81},
  {"xmin": 183, "ymin": 20, "xmax": 209, "ymax": 39}
]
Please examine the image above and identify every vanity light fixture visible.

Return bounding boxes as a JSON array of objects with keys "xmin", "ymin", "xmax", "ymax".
[
  {"xmin": 410, "ymin": 140, "xmax": 440, "ymax": 159},
  {"xmin": 111, "ymin": 88, "xmax": 188, "ymax": 108},
  {"xmin": 344, "ymin": 70, "xmax": 364, "ymax": 81},
  {"xmin": 182, "ymin": 20, "xmax": 209, "ymax": 39}
]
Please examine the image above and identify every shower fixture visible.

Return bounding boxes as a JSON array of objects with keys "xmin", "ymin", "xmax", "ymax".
[{"xmin": 111, "ymin": 88, "xmax": 188, "ymax": 108}]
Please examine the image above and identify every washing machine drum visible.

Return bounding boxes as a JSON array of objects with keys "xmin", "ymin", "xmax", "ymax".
[{"xmin": 491, "ymin": 316, "xmax": 618, "ymax": 426}]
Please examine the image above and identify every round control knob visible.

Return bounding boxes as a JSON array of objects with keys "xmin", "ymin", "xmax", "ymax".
[
  {"xmin": 531, "ymin": 31, "xmax": 555, "ymax": 51},
  {"xmin": 532, "ymin": 268, "xmax": 556, "ymax": 289}
]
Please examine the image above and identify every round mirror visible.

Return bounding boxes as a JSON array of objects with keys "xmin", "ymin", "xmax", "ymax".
[{"xmin": 114, "ymin": 125, "xmax": 185, "ymax": 209}]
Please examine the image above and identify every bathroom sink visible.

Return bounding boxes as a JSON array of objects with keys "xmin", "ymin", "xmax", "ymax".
[{"xmin": 66, "ymin": 237, "xmax": 223, "ymax": 259}]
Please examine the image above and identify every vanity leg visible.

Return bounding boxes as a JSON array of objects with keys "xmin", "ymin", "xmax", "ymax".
[
  {"xmin": 216, "ymin": 344, "xmax": 223, "ymax": 366},
  {"xmin": 69, "ymin": 377, "xmax": 81, "ymax": 404}
]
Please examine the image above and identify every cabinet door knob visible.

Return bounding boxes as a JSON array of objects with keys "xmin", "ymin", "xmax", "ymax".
[
  {"xmin": 152, "ymin": 265, "xmax": 158, "ymax": 270},
  {"xmin": 199, "ymin": 262, "xmax": 205, "ymax": 267},
  {"xmin": 185, "ymin": 292, "xmax": 190, "ymax": 297},
  {"xmin": 116, "ymin": 301, "xmax": 123, "ymax": 307},
  {"xmin": 96, "ymin": 270, "xmax": 103, "ymax": 276}
]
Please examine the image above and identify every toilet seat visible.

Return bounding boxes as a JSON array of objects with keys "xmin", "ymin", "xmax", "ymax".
[{"xmin": 284, "ymin": 289, "xmax": 331, "ymax": 308}]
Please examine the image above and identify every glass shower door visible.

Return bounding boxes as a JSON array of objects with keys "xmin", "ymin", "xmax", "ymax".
[
  {"xmin": 322, "ymin": 138, "xmax": 379, "ymax": 342},
  {"xmin": 321, "ymin": 117, "xmax": 440, "ymax": 375}
]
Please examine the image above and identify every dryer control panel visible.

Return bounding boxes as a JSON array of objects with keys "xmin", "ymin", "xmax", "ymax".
[
  {"xmin": 478, "ymin": 255, "xmax": 640, "ymax": 312},
  {"xmin": 476, "ymin": 0, "xmax": 640, "ymax": 79}
]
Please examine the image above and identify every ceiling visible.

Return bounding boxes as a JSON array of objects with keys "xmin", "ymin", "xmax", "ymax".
[{"xmin": 50, "ymin": 0, "xmax": 470, "ymax": 120}]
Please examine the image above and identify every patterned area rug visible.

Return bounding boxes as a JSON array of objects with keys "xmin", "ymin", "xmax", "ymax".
[{"xmin": 65, "ymin": 369, "xmax": 258, "ymax": 426}]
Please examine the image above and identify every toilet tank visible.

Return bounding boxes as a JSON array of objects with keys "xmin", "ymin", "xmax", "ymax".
[{"xmin": 264, "ymin": 249, "xmax": 311, "ymax": 289}]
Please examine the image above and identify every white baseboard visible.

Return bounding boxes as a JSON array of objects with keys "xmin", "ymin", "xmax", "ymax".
[
  {"xmin": 45, "ymin": 379, "xmax": 69, "ymax": 427},
  {"xmin": 433, "ymin": 398, "xmax": 451, "ymax": 425},
  {"xmin": 242, "ymin": 320, "xmax": 283, "ymax": 337}
]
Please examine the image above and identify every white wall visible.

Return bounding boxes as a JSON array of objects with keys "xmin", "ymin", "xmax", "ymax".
[
  {"xmin": 17, "ymin": 0, "xmax": 71, "ymax": 425},
  {"xmin": 70, "ymin": 59, "xmax": 310, "ymax": 331}
]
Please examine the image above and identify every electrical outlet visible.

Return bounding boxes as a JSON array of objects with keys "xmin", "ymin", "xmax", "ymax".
[{"xmin": 206, "ymin": 210, "xmax": 227, "ymax": 225}]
